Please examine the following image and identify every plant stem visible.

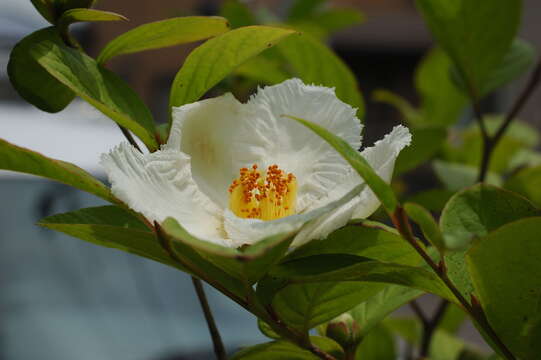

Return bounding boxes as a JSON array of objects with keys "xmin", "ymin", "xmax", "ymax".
[
  {"xmin": 477, "ymin": 60, "xmax": 541, "ymax": 182},
  {"xmin": 117, "ymin": 124, "xmax": 143, "ymax": 153},
  {"xmin": 391, "ymin": 207, "xmax": 517, "ymax": 359},
  {"xmin": 410, "ymin": 299, "xmax": 449, "ymax": 357},
  {"xmin": 191, "ymin": 277, "xmax": 227, "ymax": 360}
]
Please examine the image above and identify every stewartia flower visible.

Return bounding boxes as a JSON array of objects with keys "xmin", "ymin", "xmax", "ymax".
[{"xmin": 101, "ymin": 79, "xmax": 411, "ymax": 248}]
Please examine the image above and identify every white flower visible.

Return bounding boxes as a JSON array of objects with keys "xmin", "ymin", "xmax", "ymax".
[{"xmin": 101, "ymin": 79, "xmax": 411, "ymax": 248}]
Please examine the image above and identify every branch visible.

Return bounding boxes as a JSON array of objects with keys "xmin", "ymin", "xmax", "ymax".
[{"xmin": 191, "ymin": 277, "xmax": 227, "ymax": 360}]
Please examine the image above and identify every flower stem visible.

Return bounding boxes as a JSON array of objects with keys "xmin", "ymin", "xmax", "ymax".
[
  {"xmin": 191, "ymin": 276, "xmax": 227, "ymax": 360},
  {"xmin": 391, "ymin": 207, "xmax": 516, "ymax": 359},
  {"xmin": 477, "ymin": 60, "xmax": 541, "ymax": 182}
]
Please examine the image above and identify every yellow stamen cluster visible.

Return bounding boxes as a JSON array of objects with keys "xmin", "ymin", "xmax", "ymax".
[{"xmin": 228, "ymin": 164, "xmax": 297, "ymax": 220}]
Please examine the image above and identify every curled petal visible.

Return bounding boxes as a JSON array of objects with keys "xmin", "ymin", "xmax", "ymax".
[{"xmin": 101, "ymin": 143, "xmax": 228, "ymax": 246}]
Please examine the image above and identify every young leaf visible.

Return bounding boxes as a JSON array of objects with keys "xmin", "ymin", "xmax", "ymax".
[
  {"xmin": 38, "ymin": 206, "xmax": 184, "ymax": 269},
  {"xmin": 97, "ymin": 17, "xmax": 230, "ymax": 64},
  {"xmin": 416, "ymin": 0, "xmax": 522, "ymax": 100},
  {"xmin": 285, "ymin": 115, "xmax": 398, "ymax": 212},
  {"xmin": 31, "ymin": 42, "xmax": 158, "ymax": 151},
  {"xmin": 169, "ymin": 26, "xmax": 296, "ymax": 111},
  {"xmin": 467, "ymin": 217, "xmax": 541, "ymax": 359},
  {"xmin": 404, "ymin": 202, "xmax": 445, "ymax": 253},
  {"xmin": 7, "ymin": 27, "xmax": 75, "ymax": 113},
  {"xmin": 58, "ymin": 9, "xmax": 127, "ymax": 30},
  {"xmin": 276, "ymin": 33, "xmax": 364, "ymax": 118},
  {"xmin": 0, "ymin": 138, "xmax": 114, "ymax": 203}
]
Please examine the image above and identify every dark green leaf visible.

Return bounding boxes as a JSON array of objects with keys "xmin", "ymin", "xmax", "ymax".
[
  {"xmin": 415, "ymin": 47, "xmax": 466, "ymax": 126},
  {"xmin": 416, "ymin": 0, "xmax": 522, "ymax": 100},
  {"xmin": 169, "ymin": 26, "xmax": 296, "ymax": 112},
  {"xmin": 406, "ymin": 189, "xmax": 454, "ymax": 213},
  {"xmin": 287, "ymin": 0, "xmax": 326, "ymax": 21},
  {"xmin": 276, "ymin": 33, "xmax": 364, "ymax": 118},
  {"xmin": 433, "ymin": 160, "xmax": 502, "ymax": 191},
  {"xmin": 97, "ymin": 16, "xmax": 230, "ymax": 64},
  {"xmin": 0, "ymin": 138, "xmax": 114, "ymax": 203},
  {"xmin": 355, "ymin": 325, "xmax": 396, "ymax": 360},
  {"xmin": 285, "ymin": 115, "xmax": 397, "ymax": 212},
  {"xmin": 30, "ymin": 0, "xmax": 56, "ymax": 24},
  {"xmin": 32, "ymin": 42, "xmax": 158, "ymax": 151},
  {"xmin": 395, "ymin": 127, "xmax": 447, "ymax": 175},
  {"xmin": 38, "ymin": 206, "xmax": 184, "ymax": 269},
  {"xmin": 504, "ymin": 165, "xmax": 541, "ymax": 207},
  {"xmin": 439, "ymin": 303, "xmax": 467, "ymax": 335},
  {"xmin": 440, "ymin": 184, "xmax": 539, "ymax": 251},
  {"xmin": 467, "ymin": 217, "xmax": 541, "ymax": 359},
  {"xmin": 231, "ymin": 336, "xmax": 343, "ymax": 360},
  {"xmin": 7, "ymin": 27, "xmax": 74, "ymax": 112},
  {"xmin": 220, "ymin": 0, "xmax": 256, "ymax": 29},
  {"xmin": 404, "ymin": 202, "xmax": 445, "ymax": 253}
]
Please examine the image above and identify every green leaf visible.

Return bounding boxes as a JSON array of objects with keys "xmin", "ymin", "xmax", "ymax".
[
  {"xmin": 415, "ymin": 47, "xmax": 466, "ymax": 126},
  {"xmin": 38, "ymin": 206, "xmax": 183, "ymax": 269},
  {"xmin": 467, "ymin": 217, "xmax": 541, "ymax": 359},
  {"xmin": 235, "ymin": 55, "xmax": 290, "ymax": 85},
  {"xmin": 504, "ymin": 165, "xmax": 541, "ymax": 207},
  {"xmin": 231, "ymin": 336, "xmax": 343, "ymax": 360},
  {"xmin": 169, "ymin": 26, "xmax": 296, "ymax": 111},
  {"xmin": 160, "ymin": 217, "xmax": 292, "ymax": 284},
  {"xmin": 258, "ymin": 319, "xmax": 281, "ymax": 340},
  {"xmin": 439, "ymin": 303, "xmax": 467, "ymax": 335},
  {"xmin": 287, "ymin": 0, "xmax": 326, "ymax": 21},
  {"xmin": 32, "ymin": 42, "xmax": 158, "ymax": 151},
  {"xmin": 7, "ymin": 27, "xmax": 75, "ymax": 113},
  {"xmin": 405, "ymin": 202, "xmax": 445, "ymax": 253},
  {"xmin": 276, "ymin": 33, "xmax": 364, "ymax": 118},
  {"xmin": 0, "ymin": 138, "xmax": 114, "ymax": 203},
  {"xmin": 440, "ymin": 184, "xmax": 539, "ymax": 251},
  {"xmin": 416, "ymin": 0, "xmax": 522, "ymax": 100},
  {"xmin": 292, "ymin": 9, "xmax": 365, "ymax": 36},
  {"xmin": 30, "ymin": 0, "xmax": 56, "ymax": 24},
  {"xmin": 349, "ymin": 285, "xmax": 422, "ymax": 337},
  {"xmin": 97, "ymin": 16, "xmax": 230, "ymax": 64},
  {"xmin": 220, "ymin": 0, "xmax": 256, "ymax": 29},
  {"xmin": 433, "ymin": 160, "xmax": 502, "ymax": 191},
  {"xmin": 285, "ymin": 115, "xmax": 397, "ymax": 212},
  {"xmin": 406, "ymin": 188, "xmax": 454, "ymax": 213},
  {"xmin": 372, "ymin": 89, "xmax": 423, "ymax": 126},
  {"xmin": 58, "ymin": 9, "xmax": 126, "ymax": 30},
  {"xmin": 355, "ymin": 325, "xmax": 396, "ymax": 360},
  {"xmin": 395, "ymin": 127, "xmax": 447, "ymax": 175}
]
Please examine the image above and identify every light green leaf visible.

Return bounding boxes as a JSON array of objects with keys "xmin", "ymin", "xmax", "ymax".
[
  {"xmin": 257, "ymin": 319, "xmax": 280, "ymax": 340},
  {"xmin": 355, "ymin": 325, "xmax": 396, "ymax": 360},
  {"xmin": 504, "ymin": 165, "xmax": 541, "ymax": 208},
  {"xmin": 433, "ymin": 160, "xmax": 502, "ymax": 191},
  {"xmin": 97, "ymin": 16, "xmax": 230, "ymax": 64},
  {"xmin": 32, "ymin": 42, "xmax": 158, "ymax": 151},
  {"xmin": 235, "ymin": 55, "xmax": 289, "ymax": 84},
  {"xmin": 396, "ymin": 127, "xmax": 447, "ymax": 175},
  {"xmin": 415, "ymin": 47, "xmax": 466, "ymax": 126},
  {"xmin": 372, "ymin": 89, "xmax": 423, "ymax": 125},
  {"xmin": 38, "ymin": 206, "xmax": 183, "ymax": 269},
  {"xmin": 169, "ymin": 26, "xmax": 296, "ymax": 112},
  {"xmin": 58, "ymin": 9, "xmax": 126, "ymax": 30},
  {"xmin": 405, "ymin": 202, "xmax": 445, "ymax": 253},
  {"xmin": 231, "ymin": 336, "xmax": 343, "ymax": 360},
  {"xmin": 0, "ymin": 138, "xmax": 114, "ymax": 203},
  {"xmin": 440, "ymin": 184, "xmax": 539, "ymax": 251},
  {"xmin": 416, "ymin": 0, "xmax": 522, "ymax": 100},
  {"xmin": 276, "ymin": 33, "xmax": 364, "ymax": 118},
  {"xmin": 7, "ymin": 27, "xmax": 75, "ymax": 113},
  {"xmin": 467, "ymin": 217, "xmax": 541, "ymax": 359},
  {"xmin": 285, "ymin": 115, "xmax": 397, "ymax": 212}
]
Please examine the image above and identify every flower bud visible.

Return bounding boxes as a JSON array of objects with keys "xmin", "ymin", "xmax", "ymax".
[{"xmin": 325, "ymin": 313, "xmax": 362, "ymax": 348}]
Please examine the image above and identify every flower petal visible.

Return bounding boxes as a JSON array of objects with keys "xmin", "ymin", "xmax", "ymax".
[
  {"xmin": 223, "ymin": 183, "xmax": 366, "ymax": 247},
  {"xmin": 101, "ymin": 143, "xmax": 228, "ymax": 246},
  {"xmin": 292, "ymin": 125, "xmax": 411, "ymax": 246},
  {"xmin": 249, "ymin": 78, "xmax": 363, "ymax": 212}
]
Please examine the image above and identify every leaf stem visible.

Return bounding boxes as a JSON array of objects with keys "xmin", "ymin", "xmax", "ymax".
[
  {"xmin": 477, "ymin": 60, "xmax": 541, "ymax": 182},
  {"xmin": 191, "ymin": 276, "xmax": 227, "ymax": 360},
  {"xmin": 117, "ymin": 124, "xmax": 143, "ymax": 153},
  {"xmin": 391, "ymin": 207, "xmax": 516, "ymax": 359}
]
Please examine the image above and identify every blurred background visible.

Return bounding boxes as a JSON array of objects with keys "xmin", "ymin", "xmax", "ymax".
[{"xmin": 1, "ymin": 0, "xmax": 540, "ymax": 359}]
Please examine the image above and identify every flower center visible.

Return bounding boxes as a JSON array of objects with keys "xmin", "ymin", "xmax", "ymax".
[{"xmin": 228, "ymin": 164, "xmax": 297, "ymax": 220}]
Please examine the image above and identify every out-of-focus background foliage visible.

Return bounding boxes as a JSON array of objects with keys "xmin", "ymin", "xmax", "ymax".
[{"xmin": 1, "ymin": 0, "xmax": 540, "ymax": 359}]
